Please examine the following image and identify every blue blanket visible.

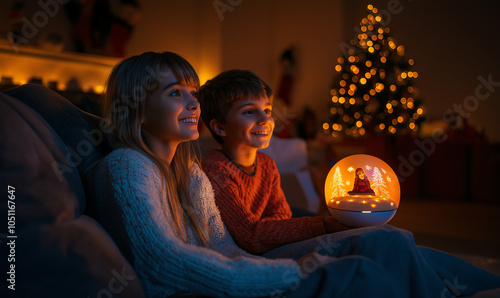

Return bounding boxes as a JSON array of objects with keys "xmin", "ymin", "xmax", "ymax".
[{"xmin": 263, "ymin": 225, "xmax": 500, "ymax": 297}]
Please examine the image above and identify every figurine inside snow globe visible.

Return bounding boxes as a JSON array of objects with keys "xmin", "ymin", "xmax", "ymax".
[{"xmin": 324, "ymin": 154, "xmax": 400, "ymax": 227}]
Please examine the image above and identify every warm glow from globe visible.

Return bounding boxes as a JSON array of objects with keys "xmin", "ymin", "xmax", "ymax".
[
  {"xmin": 324, "ymin": 154, "xmax": 401, "ymax": 227},
  {"xmin": 325, "ymin": 154, "xmax": 400, "ymax": 207}
]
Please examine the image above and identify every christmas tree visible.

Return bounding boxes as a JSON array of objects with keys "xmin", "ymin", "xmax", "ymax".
[
  {"xmin": 330, "ymin": 166, "xmax": 347, "ymax": 197},
  {"xmin": 323, "ymin": 4, "xmax": 424, "ymax": 138},
  {"xmin": 370, "ymin": 167, "xmax": 391, "ymax": 199}
]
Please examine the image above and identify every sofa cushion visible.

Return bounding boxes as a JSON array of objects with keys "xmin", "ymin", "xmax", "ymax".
[
  {"xmin": 0, "ymin": 92, "xmax": 144, "ymax": 298},
  {"xmin": 4, "ymin": 84, "xmax": 111, "ymax": 216}
]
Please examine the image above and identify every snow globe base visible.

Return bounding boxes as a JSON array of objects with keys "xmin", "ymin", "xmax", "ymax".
[
  {"xmin": 328, "ymin": 208, "xmax": 397, "ymax": 227},
  {"xmin": 327, "ymin": 194, "xmax": 397, "ymax": 227}
]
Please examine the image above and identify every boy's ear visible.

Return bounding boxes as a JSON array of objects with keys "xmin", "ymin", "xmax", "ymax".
[{"xmin": 209, "ymin": 119, "xmax": 226, "ymax": 137}]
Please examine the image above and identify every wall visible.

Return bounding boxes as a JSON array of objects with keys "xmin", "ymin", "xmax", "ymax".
[
  {"xmin": 127, "ymin": 0, "xmax": 344, "ymax": 121},
  {"xmin": 0, "ymin": 0, "xmax": 75, "ymax": 51},
  {"xmin": 220, "ymin": 0, "xmax": 343, "ymax": 122},
  {"xmin": 125, "ymin": 0, "xmax": 223, "ymax": 84},
  {"xmin": 0, "ymin": 0, "xmax": 344, "ymax": 129},
  {"xmin": 1, "ymin": 0, "xmax": 497, "ymax": 142},
  {"xmin": 127, "ymin": 0, "xmax": 500, "ymax": 142}
]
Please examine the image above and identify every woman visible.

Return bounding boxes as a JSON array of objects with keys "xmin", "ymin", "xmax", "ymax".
[
  {"xmin": 91, "ymin": 52, "xmax": 396, "ymax": 297},
  {"xmin": 348, "ymin": 168, "xmax": 375, "ymax": 195}
]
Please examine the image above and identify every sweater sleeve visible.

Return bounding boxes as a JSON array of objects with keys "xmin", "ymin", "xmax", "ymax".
[
  {"xmin": 264, "ymin": 167, "xmax": 327, "ymax": 237},
  {"xmin": 204, "ymin": 153, "xmax": 326, "ymax": 254},
  {"xmin": 101, "ymin": 149, "xmax": 301, "ymax": 297}
]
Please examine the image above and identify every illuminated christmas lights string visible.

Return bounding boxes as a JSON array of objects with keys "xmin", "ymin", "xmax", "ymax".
[{"xmin": 324, "ymin": 4, "xmax": 425, "ymax": 138}]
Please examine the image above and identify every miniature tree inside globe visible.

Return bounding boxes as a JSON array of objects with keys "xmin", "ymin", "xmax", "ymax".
[{"xmin": 324, "ymin": 154, "xmax": 400, "ymax": 227}]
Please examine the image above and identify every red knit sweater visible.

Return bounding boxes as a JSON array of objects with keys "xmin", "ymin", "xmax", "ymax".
[{"xmin": 201, "ymin": 150, "xmax": 326, "ymax": 254}]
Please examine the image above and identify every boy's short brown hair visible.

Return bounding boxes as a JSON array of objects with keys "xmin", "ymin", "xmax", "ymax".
[{"xmin": 198, "ymin": 69, "xmax": 273, "ymax": 144}]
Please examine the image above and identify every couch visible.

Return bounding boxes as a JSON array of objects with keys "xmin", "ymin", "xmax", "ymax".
[{"xmin": 0, "ymin": 84, "xmax": 145, "ymax": 298}]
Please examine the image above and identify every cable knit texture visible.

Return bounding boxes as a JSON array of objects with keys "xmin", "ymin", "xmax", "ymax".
[
  {"xmin": 201, "ymin": 150, "xmax": 326, "ymax": 254},
  {"xmin": 92, "ymin": 148, "xmax": 301, "ymax": 297}
]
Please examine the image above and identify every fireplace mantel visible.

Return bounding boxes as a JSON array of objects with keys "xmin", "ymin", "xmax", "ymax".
[{"xmin": 0, "ymin": 40, "xmax": 119, "ymax": 93}]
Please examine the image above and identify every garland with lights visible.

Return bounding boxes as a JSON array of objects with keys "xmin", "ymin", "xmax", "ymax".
[{"xmin": 323, "ymin": 5, "xmax": 424, "ymax": 138}]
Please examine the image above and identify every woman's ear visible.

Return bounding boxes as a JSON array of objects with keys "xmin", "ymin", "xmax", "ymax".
[{"xmin": 210, "ymin": 119, "xmax": 226, "ymax": 137}]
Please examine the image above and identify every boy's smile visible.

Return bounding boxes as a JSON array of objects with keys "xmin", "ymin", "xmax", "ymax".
[{"xmin": 215, "ymin": 96, "xmax": 275, "ymax": 165}]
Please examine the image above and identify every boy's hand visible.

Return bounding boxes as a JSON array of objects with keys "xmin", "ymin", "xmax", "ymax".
[{"xmin": 323, "ymin": 216, "xmax": 353, "ymax": 233}]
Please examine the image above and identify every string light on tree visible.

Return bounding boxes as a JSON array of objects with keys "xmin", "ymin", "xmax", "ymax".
[{"xmin": 324, "ymin": 4, "xmax": 424, "ymax": 138}]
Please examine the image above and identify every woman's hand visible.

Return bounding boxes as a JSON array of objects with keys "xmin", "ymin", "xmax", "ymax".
[{"xmin": 323, "ymin": 216, "xmax": 353, "ymax": 233}]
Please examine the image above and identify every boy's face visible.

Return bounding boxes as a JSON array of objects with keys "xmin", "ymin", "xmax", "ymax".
[{"xmin": 217, "ymin": 95, "xmax": 275, "ymax": 150}]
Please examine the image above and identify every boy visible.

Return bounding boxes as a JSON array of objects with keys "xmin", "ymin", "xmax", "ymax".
[
  {"xmin": 198, "ymin": 71, "xmax": 500, "ymax": 297},
  {"xmin": 199, "ymin": 69, "xmax": 350, "ymax": 254}
]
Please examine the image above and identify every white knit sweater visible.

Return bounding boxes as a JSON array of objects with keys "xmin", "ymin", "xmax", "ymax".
[{"xmin": 92, "ymin": 148, "xmax": 301, "ymax": 297}]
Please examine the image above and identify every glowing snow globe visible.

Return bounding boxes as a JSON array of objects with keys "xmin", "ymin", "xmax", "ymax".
[{"xmin": 324, "ymin": 154, "xmax": 400, "ymax": 227}]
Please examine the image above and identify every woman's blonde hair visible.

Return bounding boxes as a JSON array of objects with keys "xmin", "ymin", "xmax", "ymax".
[{"xmin": 101, "ymin": 51, "xmax": 210, "ymax": 247}]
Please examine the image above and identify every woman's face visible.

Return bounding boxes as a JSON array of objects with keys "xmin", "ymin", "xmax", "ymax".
[
  {"xmin": 358, "ymin": 171, "xmax": 365, "ymax": 179},
  {"xmin": 141, "ymin": 70, "xmax": 200, "ymax": 145}
]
